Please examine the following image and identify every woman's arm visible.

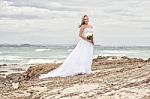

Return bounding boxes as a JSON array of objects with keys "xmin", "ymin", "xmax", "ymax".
[{"xmin": 79, "ymin": 26, "xmax": 94, "ymax": 45}]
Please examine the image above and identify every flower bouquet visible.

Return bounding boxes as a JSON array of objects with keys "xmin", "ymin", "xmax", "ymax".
[{"xmin": 86, "ymin": 32, "xmax": 94, "ymax": 44}]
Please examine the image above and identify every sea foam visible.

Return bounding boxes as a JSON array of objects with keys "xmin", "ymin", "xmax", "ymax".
[
  {"xmin": 35, "ymin": 49, "xmax": 50, "ymax": 52},
  {"xmin": 28, "ymin": 59, "xmax": 62, "ymax": 64},
  {"xmin": 0, "ymin": 55, "xmax": 23, "ymax": 61}
]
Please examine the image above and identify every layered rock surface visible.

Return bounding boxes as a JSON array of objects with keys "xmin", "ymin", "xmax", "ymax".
[{"xmin": 0, "ymin": 56, "xmax": 150, "ymax": 99}]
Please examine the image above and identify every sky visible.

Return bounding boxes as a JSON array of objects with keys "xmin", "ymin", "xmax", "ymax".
[{"xmin": 0, "ymin": 0, "xmax": 150, "ymax": 46}]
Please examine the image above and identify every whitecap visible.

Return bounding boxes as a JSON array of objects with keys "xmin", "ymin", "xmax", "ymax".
[
  {"xmin": 35, "ymin": 49, "xmax": 50, "ymax": 52},
  {"xmin": 99, "ymin": 54, "xmax": 126, "ymax": 57},
  {"xmin": 68, "ymin": 49, "xmax": 73, "ymax": 52},
  {"xmin": 0, "ymin": 55, "xmax": 23, "ymax": 61},
  {"xmin": 102, "ymin": 50, "xmax": 136, "ymax": 54},
  {"xmin": 28, "ymin": 59, "xmax": 62, "ymax": 64}
]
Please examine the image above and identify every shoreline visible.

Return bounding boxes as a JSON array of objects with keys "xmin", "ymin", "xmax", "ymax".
[
  {"xmin": 0, "ymin": 55, "xmax": 150, "ymax": 77},
  {"xmin": 0, "ymin": 56, "xmax": 150, "ymax": 98}
]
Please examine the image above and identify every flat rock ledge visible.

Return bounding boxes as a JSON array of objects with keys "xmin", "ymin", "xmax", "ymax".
[{"xmin": 0, "ymin": 56, "xmax": 150, "ymax": 99}]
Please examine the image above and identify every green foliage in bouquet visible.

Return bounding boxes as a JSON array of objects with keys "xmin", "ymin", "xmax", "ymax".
[{"xmin": 87, "ymin": 33, "xmax": 93, "ymax": 40}]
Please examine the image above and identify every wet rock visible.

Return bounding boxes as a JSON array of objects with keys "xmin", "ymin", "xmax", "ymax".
[
  {"xmin": 97, "ymin": 56, "xmax": 106, "ymax": 59},
  {"xmin": 132, "ymin": 58, "xmax": 145, "ymax": 62},
  {"xmin": 146, "ymin": 58, "xmax": 150, "ymax": 62},
  {"xmin": 121, "ymin": 56, "xmax": 145, "ymax": 62},
  {"xmin": 0, "ymin": 74, "xmax": 5, "ymax": 77},
  {"xmin": 97, "ymin": 56, "xmax": 118, "ymax": 60},
  {"xmin": 111, "ymin": 56, "xmax": 118, "ymax": 59},
  {"xmin": 10, "ymin": 68, "xmax": 25, "ymax": 71},
  {"xmin": 2, "ymin": 64, "xmax": 7, "ymax": 66},
  {"xmin": 0, "ymin": 71, "xmax": 7, "ymax": 73},
  {"xmin": 121, "ymin": 56, "xmax": 130, "ymax": 59},
  {"xmin": 0, "ymin": 64, "xmax": 7, "ymax": 67}
]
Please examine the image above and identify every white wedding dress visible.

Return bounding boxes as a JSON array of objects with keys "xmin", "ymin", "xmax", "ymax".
[{"xmin": 39, "ymin": 27, "xmax": 94, "ymax": 79}]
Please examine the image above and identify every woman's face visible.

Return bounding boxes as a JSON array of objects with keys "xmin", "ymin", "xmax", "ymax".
[{"xmin": 83, "ymin": 16, "xmax": 89, "ymax": 24}]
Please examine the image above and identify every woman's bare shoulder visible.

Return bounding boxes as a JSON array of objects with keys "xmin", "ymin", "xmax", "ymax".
[
  {"xmin": 89, "ymin": 24, "xmax": 93, "ymax": 28},
  {"xmin": 80, "ymin": 24, "xmax": 93, "ymax": 29},
  {"xmin": 80, "ymin": 25, "xmax": 86, "ymax": 29}
]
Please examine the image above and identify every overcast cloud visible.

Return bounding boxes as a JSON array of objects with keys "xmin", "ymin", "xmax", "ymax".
[{"xmin": 0, "ymin": 0, "xmax": 150, "ymax": 46}]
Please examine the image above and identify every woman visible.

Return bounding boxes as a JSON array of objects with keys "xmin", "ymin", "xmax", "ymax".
[{"xmin": 39, "ymin": 15, "xmax": 94, "ymax": 79}]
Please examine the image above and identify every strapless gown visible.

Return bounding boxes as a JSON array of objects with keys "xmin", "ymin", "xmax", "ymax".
[{"xmin": 39, "ymin": 27, "xmax": 94, "ymax": 79}]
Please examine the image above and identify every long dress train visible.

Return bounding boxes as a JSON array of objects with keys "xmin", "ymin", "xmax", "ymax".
[{"xmin": 39, "ymin": 27, "xmax": 94, "ymax": 79}]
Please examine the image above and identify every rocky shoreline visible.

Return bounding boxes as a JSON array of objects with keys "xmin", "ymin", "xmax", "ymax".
[{"xmin": 0, "ymin": 56, "xmax": 150, "ymax": 99}]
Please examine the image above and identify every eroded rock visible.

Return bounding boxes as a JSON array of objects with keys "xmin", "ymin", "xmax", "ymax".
[
  {"xmin": 0, "ymin": 76, "xmax": 13, "ymax": 93},
  {"xmin": 19, "ymin": 63, "xmax": 60, "ymax": 81}
]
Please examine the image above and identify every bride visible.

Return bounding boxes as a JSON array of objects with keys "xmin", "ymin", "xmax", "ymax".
[{"xmin": 39, "ymin": 15, "xmax": 94, "ymax": 79}]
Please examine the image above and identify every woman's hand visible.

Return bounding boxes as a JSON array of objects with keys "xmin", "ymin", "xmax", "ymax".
[{"xmin": 88, "ymin": 40, "xmax": 94, "ymax": 45}]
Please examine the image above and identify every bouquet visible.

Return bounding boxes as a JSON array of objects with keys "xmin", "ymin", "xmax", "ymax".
[{"xmin": 86, "ymin": 32, "xmax": 94, "ymax": 44}]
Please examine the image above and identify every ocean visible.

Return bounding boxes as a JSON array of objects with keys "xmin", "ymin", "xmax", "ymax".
[{"xmin": 0, "ymin": 45, "xmax": 150, "ymax": 65}]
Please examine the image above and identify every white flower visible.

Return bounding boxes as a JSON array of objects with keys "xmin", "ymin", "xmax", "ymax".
[{"xmin": 87, "ymin": 32, "xmax": 93, "ymax": 36}]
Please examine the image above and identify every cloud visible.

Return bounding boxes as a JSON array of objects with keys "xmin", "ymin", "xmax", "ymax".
[
  {"xmin": 3, "ymin": 0, "xmax": 86, "ymax": 12},
  {"xmin": 0, "ymin": 0, "xmax": 150, "ymax": 45},
  {"xmin": 0, "ymin": 0, "xmax": 85, "ymax": 20},
  {"xmin": 2, "ymin": 0, "xmax": 150, "ymax": 22}
]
